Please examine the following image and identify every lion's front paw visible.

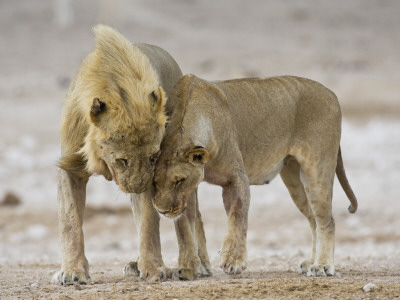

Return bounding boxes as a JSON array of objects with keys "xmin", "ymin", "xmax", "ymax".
[
  {"xmin": 307, "ymin": 263, "xmax": 335, "ymax": 277},
  {"xmin": 173, "ymin": 253, "xmax": 201, "ymax": 281},
  {"xmin": 199, "ymin": 259, "xmax": 212, "ymax": 277},
  {"xmin": 123, "ymin": 261, "xmax": 140, "ymax": 276},
  {"xmin": 220, "ymin": 242, "xmax": 247, "ymax": 275},
  {"xmin": 52, "ymin": 270, "xmax": 90, "ymax": 285},
  {"xmin": 169, "ymin": 267, "xmax": 196, "ymax": 281}
]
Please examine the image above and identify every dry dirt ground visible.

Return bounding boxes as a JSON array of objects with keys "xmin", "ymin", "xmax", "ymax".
[
  {"xmin": 1, "ymin": 205, "xmax": 400, "ymax": 299},
  {"xmin": 1, "ymin": 0, "xmax": 400, "ymax": 299}
]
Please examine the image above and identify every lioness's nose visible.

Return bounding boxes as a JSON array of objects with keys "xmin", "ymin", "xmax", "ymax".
[{"xmin": 157, "ymin": 209, "xmax": 169, "ymax": 215}]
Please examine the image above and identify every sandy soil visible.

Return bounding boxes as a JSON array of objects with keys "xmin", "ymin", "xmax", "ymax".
[{"xmin": 1, "ymin": 0, "xmax": 400, "ymax": 299}]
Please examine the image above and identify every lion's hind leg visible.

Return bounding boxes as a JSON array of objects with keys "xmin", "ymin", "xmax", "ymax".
[{"xmin": 280, "ymin": 157, "xmax": 316, "ymax": 274}]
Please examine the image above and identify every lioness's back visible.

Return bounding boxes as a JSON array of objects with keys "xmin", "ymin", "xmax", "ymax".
[
  {"xmin": 210, "ymin": 76, "xmax": 341, "ymax": 168},
  {"xmin": 214, "ymin": 75, "xmax": 340, "ymax": 135}
]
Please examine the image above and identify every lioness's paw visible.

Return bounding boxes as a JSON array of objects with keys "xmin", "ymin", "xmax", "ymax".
[
  {"xmin": 220, "ymin": 259, "xmax": 247, "ymax": 275},
  {"xmin": 123, "ymin": 261, "xmax": 140, "ymax": 276},
  {"xmin": 307, "ymin": 264, "xmax": 335, "ymax": 277},
  {"xmin": 220, "ymin": 251, "xmax": 247, "ymax": 275},
  {"xmin": 52, "ymin": 270, "xmax": 90, "ymax": 285},
  {"xmin": 220, "ymin": 241, "xmax": 247, "ymax": 275},
  {"xmin": 297, "ymin": 259, "xmax": 313, "ymax": 274}
]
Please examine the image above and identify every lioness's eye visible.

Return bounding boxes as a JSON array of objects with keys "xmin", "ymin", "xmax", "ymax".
[{"xmin": 175, "ymin": 178, "xmax": 186, "ymax": 187}]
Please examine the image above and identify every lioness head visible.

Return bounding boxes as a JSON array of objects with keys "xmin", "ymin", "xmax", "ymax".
[
  {"xmin": 71, "ymin": 25, "xmax": 168, "ymax": 193},
  {"xmin": 153, "ymin": 145, "xmax": 209, "ymax": 218}
]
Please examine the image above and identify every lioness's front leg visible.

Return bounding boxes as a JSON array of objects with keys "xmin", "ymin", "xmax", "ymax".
[
  {"xmin": 125, "ymin": 186, "xmax": 167, "ymax": 282},
  {"xmin": 52, "ymin": 169, "xmax": 90, "ymax": 285},
  {"xmin": 173, "ymin": 189, "xmax": 212, "ymax": 280},
  {"xmin": 220, "ymin": 174, "xmax": 250, "ymax": 275},
  {"xmin": 195, "ymin": 195, "xmax": 212, "ymax": 277}
]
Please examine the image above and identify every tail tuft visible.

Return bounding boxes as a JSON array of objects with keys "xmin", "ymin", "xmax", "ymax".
[{"xmin": 348, "ymin": 204, "xmax": 357, "ymax": 214}]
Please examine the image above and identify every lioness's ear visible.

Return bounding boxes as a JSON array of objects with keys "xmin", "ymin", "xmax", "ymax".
[
  {"xmin": 90, "ymin": 98, "xmax": 106, "ymax": 123},
  {"xmin": 185, "ymin": 146, "xmax": 210, "ymax": 166}
]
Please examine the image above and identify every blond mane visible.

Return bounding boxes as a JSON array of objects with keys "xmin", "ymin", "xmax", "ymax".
[
  {"xmin": 79, "ymin": 25, "xmax": 167, "ymax": 131},
  {"xmin": 60, "ymin": 25, "xmax": 168, "ymax": 177}
]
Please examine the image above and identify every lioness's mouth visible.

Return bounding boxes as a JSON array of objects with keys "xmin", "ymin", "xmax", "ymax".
[
  {"xmin": 154, "ymin": 204, "xmax": 186, "ymax": 219},
  {"xmin": 160, "ymin": 210, "xmax": 184, "ymax": 220}
]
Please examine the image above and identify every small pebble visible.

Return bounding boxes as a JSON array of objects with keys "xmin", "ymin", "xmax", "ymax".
[
  {"xmin": 363, "ymin": 282, "xmax": 378, "ymax": 292},
  {"xmin": 30, "ymin": 283, "xmax": 39, "ymax": 288},
  {"xmin": 74, "ymin": 283, "xmax": 82, "ymax": 290}
]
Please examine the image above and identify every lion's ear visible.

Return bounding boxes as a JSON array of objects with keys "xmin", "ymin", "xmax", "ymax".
[
  {"xmin": 150, "ymin": 86, "xmax": 167, "ymax": 112},
  {"xmin": 90, "ymin": 98, "xmax": 106, "ymax": 124},
  {"xmin": 185, "ymin": 146, "xmax": 210, "ymax": 166}
]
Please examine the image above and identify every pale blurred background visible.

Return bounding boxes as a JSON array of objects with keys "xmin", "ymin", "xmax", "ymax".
[{"xmin": 0, "ymin": 0, "xmax": 399, "ymax": 272}]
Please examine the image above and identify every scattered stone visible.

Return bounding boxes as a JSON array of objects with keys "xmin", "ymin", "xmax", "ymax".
[
  {"xmin": 363, "ymin": 282, "xmax": 378, "ymax": 292},
  {"xmin": 0, "ymin": 192, "xmax": 21, "ymax": 207},
  {"xmin": 30, "ymin": 282, "xmax": 39, "ymax": 288},
  {"xmin": 74, "ymin": 283, "xmax": 82, "ymax": 291}
]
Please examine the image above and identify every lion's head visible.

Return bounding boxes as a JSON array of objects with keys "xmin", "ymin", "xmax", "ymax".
[
  {"xmin": 83, "ymin": 94, "xmax": 166, "ymax": 193},
  {"xmin": 61, "ymin": 25, "xmax": 168, "ymax": 193}
]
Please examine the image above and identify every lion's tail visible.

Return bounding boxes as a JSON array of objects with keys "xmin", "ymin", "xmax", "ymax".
[{"xmin": 336, "ymin": 146, "xmax": 358, "ymax": 213}]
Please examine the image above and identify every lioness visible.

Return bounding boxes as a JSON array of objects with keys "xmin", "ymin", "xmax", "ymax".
[
  {"xmin": 152, "ymin": 74, "xmax": 358, "ymax": 277},
  {"xmin": 53, "ymin": 26, "xmax": 210, "ymax": 284}
]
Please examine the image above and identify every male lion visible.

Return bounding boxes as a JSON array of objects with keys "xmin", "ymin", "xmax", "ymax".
[
  {"xmin": 53, "ymin": 26, "xmax": 210, "ymax": 285},
  {"xmin": 152, "ymin": 74, "xmax": 358, "ymax": 277}
]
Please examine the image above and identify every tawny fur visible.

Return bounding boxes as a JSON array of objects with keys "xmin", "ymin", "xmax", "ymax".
[{"xmin": 153, "ymin": 74, "xmax": 358, "ymax": 278}]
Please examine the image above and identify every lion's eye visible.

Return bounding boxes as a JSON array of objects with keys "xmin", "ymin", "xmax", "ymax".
[
  {"xmin": 149, "ymin": 151, "xmax": 160, "ymax": 164},
  {"xmin": 116, "ymin": 158, "xmax": 128, "ymax": 167}
]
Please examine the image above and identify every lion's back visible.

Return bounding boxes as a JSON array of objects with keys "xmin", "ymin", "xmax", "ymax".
[{"xmin": 135, "ymin": 43, "xmax": 183, "ymax": 96}]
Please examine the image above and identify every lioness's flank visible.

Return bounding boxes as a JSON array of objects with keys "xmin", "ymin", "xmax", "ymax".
[
  {"xmin": 53, "ymin": 26, "xmax": 210, "ymax": 285},
  {"xmin": 153, "ymin": 74, "xmax": 358, "ymax": 277}
]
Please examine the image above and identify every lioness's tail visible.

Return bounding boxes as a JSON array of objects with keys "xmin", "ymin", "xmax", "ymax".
[{"xmin": 336, "ymin": 146, "xmax": 358, "ymax": 213}]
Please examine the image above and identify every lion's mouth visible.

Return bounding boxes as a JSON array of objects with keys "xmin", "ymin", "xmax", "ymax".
[
  {"xmin": 108, "ymin": 165, "xmax": 119, "ymax": 185},
  {"xmin": 109, "ymin": 165, "xmax": 152, "ymax": 194}
]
